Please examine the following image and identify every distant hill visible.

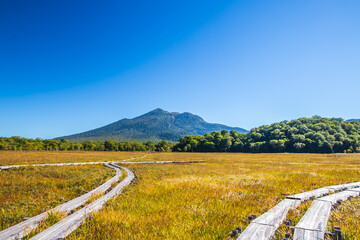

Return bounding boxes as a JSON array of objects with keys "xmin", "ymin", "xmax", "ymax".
[
  {"xmin": 59, "ymin": 108, "xmax": 248, "ymax": 142},
  {"xmin": 347, "ymin": 119, "xmax": 360, "ymax": 122}
]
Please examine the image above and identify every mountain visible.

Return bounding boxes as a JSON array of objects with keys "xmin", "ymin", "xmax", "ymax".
[
  {"xmin": 347, "ymin": 119, "xmax": 360, "ymax": 122},
  {"xmin": 59, "ymin": 108, "xmax": 248, "ymax": 142}
]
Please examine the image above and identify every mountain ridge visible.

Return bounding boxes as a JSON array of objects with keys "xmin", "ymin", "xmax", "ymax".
[{"xmin": 59, "ymin": 108, "xmax": 248, "ymax": 142}]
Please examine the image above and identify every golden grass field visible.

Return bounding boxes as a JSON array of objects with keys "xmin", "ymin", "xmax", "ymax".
[
  {"xmin": 68, "ymin": 152, "xmax": 360, "ymax": 240},
  {"xmin": 1, "ymin": 152, "xmax": 360, "ymax": 239},
  {"xmin": 0, "ymin": 164, "xmax": 113, "ymax": 231}
]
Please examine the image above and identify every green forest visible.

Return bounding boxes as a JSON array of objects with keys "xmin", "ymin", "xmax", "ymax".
[
  {"xmin": 0, "ymin": 137, "xmax": 173, "ymax": 152},
  {"xmin": 1, "ymin": 117, "xmax": 360, "ymax": 153},
  {"xmin": 173, "ymin": 117, "xmax": 360, "ymax": 153}
]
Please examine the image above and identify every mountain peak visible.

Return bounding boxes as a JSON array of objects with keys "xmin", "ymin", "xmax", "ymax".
[
  {"xmin": 151, "ymin": 108, "xmax": 167, "ymax": 113},
  {"xmin": 59, "ymin": 109, "xmax": 248, "ymax": 142}
]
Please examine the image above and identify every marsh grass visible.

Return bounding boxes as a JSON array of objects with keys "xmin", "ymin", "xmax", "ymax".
[
  {"xmin": 327, "ymin": 196, "xmax": 360, "ymax": 240},
  {"xmin": 66, "ymin": 153, "xmax": 360, "ymax": 240},
  {"xmin": 1, "ymin": 152, "xmax": 359, "ymax": 239},
  {"xmin": 0, "ymin": 164, "xmax": 114, "ymax": 231}
]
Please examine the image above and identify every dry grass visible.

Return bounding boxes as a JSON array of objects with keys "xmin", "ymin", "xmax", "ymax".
[
  {"xmin": 65, "ymin": 152, "xmax": 360, "ymax": 240},
  {"xmin": 327, "ymin": 197, "xmax": 360, "ymax": 240},
  {"xmin": 0, "ymin": 164, "xmax": 114, "ymax": 231},
  {"xmin": 0, "ymin": 151, "xmax": 145, "ymax": 165}
]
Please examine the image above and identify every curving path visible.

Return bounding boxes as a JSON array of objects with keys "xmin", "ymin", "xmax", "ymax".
[
  {"xmin": 0, "ymin": 155, "xmax": 205, "ymax": 239},
  {"xmin": 0, "ymin": 163, "xmax": 122, "ymax": 240},
  {"xmin": 29, "ymin": 163, "xmax": 135, "ymax": 240},
  {"xmin": 0, "ymin": 154, "xmax": 150, "ymax": 170},
  {"xmin": 28, "ymin": 161, "xmax": 205, "ymax": 240}
]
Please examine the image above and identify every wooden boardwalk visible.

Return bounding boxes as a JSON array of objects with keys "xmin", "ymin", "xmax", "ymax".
[
  {"xmin": 0, "ymin": 157, "xmax": 205, "ymax": 239},
  {"xmin": 0, "ymin": 155, "xmax": 150, "ymax": 170},
  {"xmin": 238, "ymin": 199, "xmax": 301, "ymax": 240},
  {"xmin": 118, "ymin": 160, "xmax": 206, "ymax": 164},
  {"xmin": 293, "ymin": 189, "xmax": 360, "ymax": 240},
  {"xmin": 237, "ymin": 182, "xmax": 360, "ymax": 240},
  {"xmin": 0, "ymin": 163, "xmax": 122, "ymax": 240},
  {"xmin": 29, "ymin": 164, "xmax": 135, "ymax": 240},
  {"xmin": 0, "ymin": 159, "xmax": 204, "ymax": 170}
]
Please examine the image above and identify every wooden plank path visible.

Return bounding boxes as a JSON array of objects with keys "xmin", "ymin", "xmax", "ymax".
[
  {"xmin": 237, "ymin": 182, "xmax": 360, "ymax": 240},
  {"xmin": 0, "ymin": 163, "xmax": 122, "ymax": 240},
  {"xmin": 0, "ymin": 159, "xmax": 204, "ymax": 170},
  {"xmin": 293, "ymin": 188, "xmax": 360, "ymax": 240},
  {"xmin": 118, "ymin": 160, "xmax": 205, "ymax": 164},
  {"xmin": 0, "ymin": 156, "xmax": 205, "ymax": 239},
  {"xmin": 0, "ymin": 154, "xmax": 150, "ymax": 170},
  {"xmin": 29, "ymin": 163, "xmax": 135, "ymax": 240},
  {"xmin": 238, "ymin": 199, "xmax": 301, "ymax": 240}
]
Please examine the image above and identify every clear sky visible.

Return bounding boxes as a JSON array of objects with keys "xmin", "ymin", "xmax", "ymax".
[{"xmin": 1, "ymin": 0, "xmax": 360, "ymax": 139}]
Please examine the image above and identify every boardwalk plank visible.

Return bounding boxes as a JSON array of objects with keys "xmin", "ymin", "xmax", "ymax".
[
  {"xmin": 252, "ymin": 199, "xmax": 301, "ymax": 228},
  {"xmin": 238, "ymin": 182, "xmax": 360, "ymax": 240},
  {"xmin": 347, "ymin": 188, "xmax": 360, "ymax": 193},
  {"xmin": 237, "ymin": 223, "xmax": 276, "ymax": 240},
  {"xmin": 238, "ymin": 199, "xmax": 300, "ymax": 240},
  {"xmin": 325, "ymin": 182, "xmax": 360, "ymax": 192},
  {"xmin": 286, "ymin": 188, "xmax": 329, "ymax": 201},
  {"xmin": 317, "ymin": 190, "xmax": 359, "ymax": 204},
  {"xmin": 0, "ymin": 163, "xmax": 121, "ymax": 240},
  {"xmin": 29, "ymin": 164, "xmax": 135, "ymax": 240},
  {"xmin": 293, "ymin": 189, "xmax": 360, "ymax": 240},
  {"xmin": 293, "ymin": 200, "xmax": 332, "ymax": 240}
]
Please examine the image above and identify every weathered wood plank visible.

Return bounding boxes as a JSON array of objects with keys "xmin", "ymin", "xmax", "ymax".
[
  {"xmin": 325, "ymin": 182, "xmax": 360, "ymax": 192},
  {"xmin": 317, "ymin": 190, "xmax": 359, "ymax": 204},
  {"xmin": 252, "ymin": 199, "xmax": 301, "ymax": 228},
  {"xmin": 237, "ymin": 223, "xmax": 276, "ymax": 240},
  {"xmin": 293, "ymin": 190, "xmax": 360, "ymax": 240},
  {"xmin": 0, "ymin": 163, "xmax": 121, "ymax": 240},
  {"xmin": 293, "ymin": 200, "xmax": 332, "ymax": 240},
  {"xmin": 293, "ymin": 228, "xmax": 325, "ymax": 240},
  {"xmin": 286, "ymin": 188, "xmax": 329, "ymax": 201},
  {"xmin": 238, "ymin": 182, "xmax": 360, "ymax": 240},
  {"xmin": 286, "ymin": 182, "xmax": 360, "ymax": 201},
  {"xmin": 29, "ymin": 164, "xmax": 135, "ymax": 240},
  {"xmin": 347, "ymin": 188, "xmax": 360, "ymax": 193},
  {"xmin": 238, "ymin": 199, "xmax": 301, "ymax": 240}
]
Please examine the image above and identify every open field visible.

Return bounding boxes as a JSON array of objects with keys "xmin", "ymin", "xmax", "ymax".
[
  {"xmin": 1, "ymin": 152, "xmax": 360, "ymax": 239},
  {"xmin": 0, "ymin": 151, "xmax": 145, "ymax": 165},
  {"xmin": 64, "ymin": 152, "xmax": 360, "ymax": 240},
  {"xmin": 328, "ymin": 197, "xmax": 360, "ymax": 239},
  {"xmin": 0, "ymin": 164, "xmax": 114, "ymax": 231}
]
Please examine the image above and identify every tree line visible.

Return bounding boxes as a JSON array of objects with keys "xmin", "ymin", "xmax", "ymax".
[
  {"xmin": 1, "ymin": 117, "xmax": 360, "ymax": 153},
  {"xmin": 0, "ymin": 137, "xmax": 174, "ymax": 152},
  {"xmin": 173, "ymin": 117, "xmax": 360, "ymax": 153}
]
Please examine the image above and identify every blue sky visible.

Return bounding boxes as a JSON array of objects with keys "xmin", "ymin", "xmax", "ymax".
[{"xmin": 1, "ymin": 0, "xmax": 360, "ymax": 138}]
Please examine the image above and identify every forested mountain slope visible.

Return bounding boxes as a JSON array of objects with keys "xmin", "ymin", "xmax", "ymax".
[{"xmin": 59, "ymin": 108, "xmax": 247, "ymax": 142}]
